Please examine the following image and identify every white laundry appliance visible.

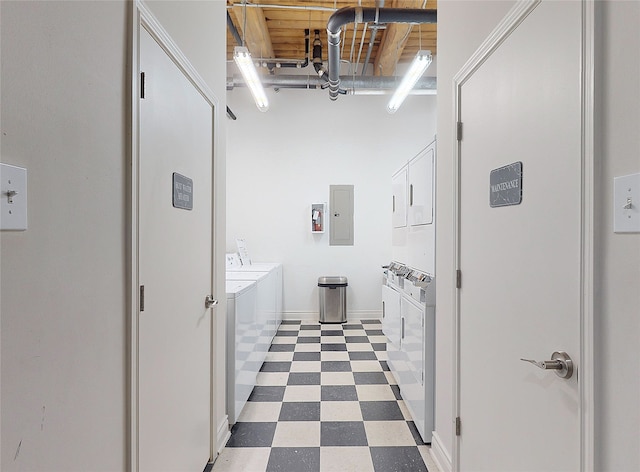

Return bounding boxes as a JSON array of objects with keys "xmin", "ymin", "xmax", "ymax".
[
  {"xmin": 226, "ymin": 271, "xmax": 274, "ymax": 372},
  {"xmin": 382, "ymin": 262, "xmax": 435, "ymax": 443},
  {"xmin": 225, "ymin": 280, "xmax": 257, "ymax": 424},
  {"xmin": 226, "ymin": 263, "xmax": 282, "ymax": 333}
]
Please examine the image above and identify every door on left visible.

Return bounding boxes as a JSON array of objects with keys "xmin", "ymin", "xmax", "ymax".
[{"xmin": 138, "ymin": 25, "xmax": 214, "ymax": 472}]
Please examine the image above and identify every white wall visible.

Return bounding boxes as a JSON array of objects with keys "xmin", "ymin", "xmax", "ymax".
[
  {"xmin": 0, "ymin": 1, "xmax": 228, "ymax": 470},
  {"xmin": 433, "ymin": 1, "xmax": 515, "ymax": 467},
  {"xmin": 226, "ymin": 87, "xmax": 436, "ymax": 318},
  {"xmin": 1, "ymin": 2, "xmax": 129, "ymax": 470},
  {"xmin": 595, "ymin": 1, "xmax": 640, "ymax": 470},
  {"xmin": 435, "ymin": 1, "xmax": 640, "ymax": 471}
]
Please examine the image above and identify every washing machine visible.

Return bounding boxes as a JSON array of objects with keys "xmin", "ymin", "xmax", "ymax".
[
  {"xmin": 227, "ymin": 270, "xmax": 278, "ymax": 348},
  {"xmin": 227, "ymin": 263, "xmax": 283, "ymax": 331},
  {"xmin": 226, "ymin": 280, "xmax": 257, "ymax": 424}
]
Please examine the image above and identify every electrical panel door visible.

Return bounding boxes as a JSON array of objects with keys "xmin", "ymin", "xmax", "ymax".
[{"xmin": 330, "ymin": 184, "xmax": 354, "ymax": 246}]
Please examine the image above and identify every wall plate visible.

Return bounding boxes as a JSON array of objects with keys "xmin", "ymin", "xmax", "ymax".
[
  {"xmin": 613, "ymin": 173, "xmax": 640, "ymax": 233},
  {"xmin": 1, "ymin": 163, "xmax": 28, "ymax": 231}
]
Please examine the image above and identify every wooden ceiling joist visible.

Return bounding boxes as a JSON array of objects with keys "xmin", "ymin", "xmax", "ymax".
[
  {"xmin": 373, "ymin": 0, "xmax": 428, "ymax": 77},
  {"xmin": 231, "ymin": 5, "xmax": 275, "ymax": 60}
]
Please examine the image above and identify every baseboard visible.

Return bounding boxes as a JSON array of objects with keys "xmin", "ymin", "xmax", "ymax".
[
  {"xmin": 430, "ymin": 431, "xmax": 453, "ymax": 472},
  {"xmin": 282, "ymin": 310, "xmax": 382, "ymax": 321},
  {"xmin": 216, "ymin": 416, "xmax": 231, "ymax": 456}
]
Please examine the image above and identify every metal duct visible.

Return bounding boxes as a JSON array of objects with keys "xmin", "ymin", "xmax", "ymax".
[
  {"xmin": 327, "ymin": 7, "xmax": 437, "ymax": 100},
  {"xmin": 227, "ymin": 74, "xmax": 436, "ymax": 94}
]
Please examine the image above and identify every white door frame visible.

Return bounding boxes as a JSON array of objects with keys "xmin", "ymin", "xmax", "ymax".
[
  {"xmin": 451, "ymin": 1, "xmax": 595, "ymax": 470},
  {"xmin": 129, "ymin": 1, "xmax": 221, "ymax": 470}
]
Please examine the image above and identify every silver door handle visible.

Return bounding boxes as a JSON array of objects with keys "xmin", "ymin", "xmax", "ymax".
[
  {"xmin": 520, "ymin": 351, "xmax": 574, "ymax": 379},
  {"xmin": 205, "ymin": 295, "xmax": 218, "ymax": 309}
]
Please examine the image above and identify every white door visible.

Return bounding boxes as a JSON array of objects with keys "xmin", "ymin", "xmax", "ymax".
[
  {"xmin": 408, "ymin": 146, "xmax": 434, "ymax": 226},
  {"xmin": 392, "ymin": 167, "xmax": 408, "ymax": 228},
  {"xmin": 138, "ymin": 27, "xmax": 213, "ymax": 472},
  {"xmin": 457, "ymin": 1, "xmax": 584, "ymax": 470}
]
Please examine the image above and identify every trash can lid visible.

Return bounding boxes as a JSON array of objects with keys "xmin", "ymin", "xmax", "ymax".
[{"xmin": 318, "ymin": 276, "xmax": 348, "ymax": 285}]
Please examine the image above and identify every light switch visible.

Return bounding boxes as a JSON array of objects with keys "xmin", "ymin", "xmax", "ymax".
[
  {"xmin": 613, "ymin": 173, "xmax": 640, "ymax": 233},
  {"xmin": 1, "ymin": 163, "xmax": 28, "ymax": 231}
]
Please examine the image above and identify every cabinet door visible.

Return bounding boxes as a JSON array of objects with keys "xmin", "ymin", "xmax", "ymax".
[
  {"xmin": 381, "ymin": 284, "xmax": 401, "ymax": 349},
  {"xmin": 408, "ymin": 145, "xmax": 434, "ymax": 226},
  {"xmin": 392, "ymin": 167, "xmax": 408, "ymax": 228}
]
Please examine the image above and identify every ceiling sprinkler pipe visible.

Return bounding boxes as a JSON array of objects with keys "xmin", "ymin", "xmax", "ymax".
[
  {"xmin": 327, "ymin": 7, "xmax": 437, "ymax": 100},
  {"xmin": 312, "ymin": 30, "xmax": 329, "ymax": 81},
  {"xmin": 227, "ymin": 74, "xmax": 436, "ymax": 92},
  {"xmin": 267, "ymin": 29, "xmax": 309, "ymax": 71}
]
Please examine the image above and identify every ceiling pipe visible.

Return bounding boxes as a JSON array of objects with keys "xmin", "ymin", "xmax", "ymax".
[
  {"xmin": 361, "ymin": 0, "xmax": 384, "ymax": 76},
  {"xmin": 267, "ymin": 29, "xmax": 309, "ymax": 71},
  {"xmin": 227, "ymin": 3, "xmax": 337, "ymax": 13},
  {"xmin": 312, "ymin": 30, "xmax": 329, "ymax": 82},
  {"xmin": 227, "ymin": 74, "xmax": 436, "ymax": 94},
  {"xmin": 227, "ymin": 12, "xmax": 308, "ymax": 71},
  {"xmin": 327, "ymin": 7, "xmax": 437, "ymax": 100}
]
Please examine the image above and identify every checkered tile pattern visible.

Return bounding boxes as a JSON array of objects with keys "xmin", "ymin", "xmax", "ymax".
[{"xmin": 212, "ymin": 320, "xmax": 438, "ymax": 472}]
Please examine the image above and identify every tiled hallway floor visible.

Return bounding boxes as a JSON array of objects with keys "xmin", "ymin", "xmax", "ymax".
[{"xmin": 211, "ymin": 319, "xmax": 440, "ymax": 472}]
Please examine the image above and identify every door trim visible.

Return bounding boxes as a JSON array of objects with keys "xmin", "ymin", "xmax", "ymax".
[
  {"xmin": 451, "ymin": 1, "xmax": 595, "ymax": 470},
  {"xmin": 129, "ymin": 2, "xmax": 220, "ymax": 470}
]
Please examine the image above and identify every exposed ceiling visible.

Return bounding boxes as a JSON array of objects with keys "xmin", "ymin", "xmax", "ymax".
[{"xmin": 226, "ymin": 0, "xmax": 437, "ymax": 79}]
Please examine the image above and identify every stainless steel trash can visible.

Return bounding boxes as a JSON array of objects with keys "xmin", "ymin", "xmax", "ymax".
[{"xmin": 318, "ymin": 276, "xmax": 348, "ymax": 323}]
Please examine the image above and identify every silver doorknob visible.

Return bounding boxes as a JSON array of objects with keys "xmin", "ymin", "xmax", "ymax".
[
  {"xmin": 520, "ymin": 351, "xmax": 574, "ymax": 379},
  {"xmin": 205, "ymin": 295, "xmax": 218, "ymax": 309}
]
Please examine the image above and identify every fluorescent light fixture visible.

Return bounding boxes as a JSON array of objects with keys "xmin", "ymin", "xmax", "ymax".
[
  {"xmin": 387, "ymin": 50, "xmax": 433, "ymax": 114},
  {"xmin": 233, "ymin": 46, "xmax": 269, "ymax": 112}
]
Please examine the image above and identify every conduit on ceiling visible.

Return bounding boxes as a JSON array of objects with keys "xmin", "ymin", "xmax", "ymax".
[
  {"xmin": 327, "ymin": 7, "xmax": 437, "ymax": 100},
  {"xmin": 227, "ymin": 74, "xmax": 436, "ymax": 95}
]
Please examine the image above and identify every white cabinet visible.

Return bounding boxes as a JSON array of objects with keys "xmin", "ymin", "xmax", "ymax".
[
  {"xmin": 407, "ymin": 145, "xmax": 434, "ymax": 226},
  {"xmin": 392, "ymin": 140, "xmax": 435, "ymax": 228},
  {"xmin": 392, "ymin": 167, "xmax": 408, "ymax": 228}
]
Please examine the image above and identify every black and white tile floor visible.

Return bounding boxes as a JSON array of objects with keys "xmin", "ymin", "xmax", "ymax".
[{"xmin": 211, "ymin": 319, "xmax": 440, "ymax": 472}]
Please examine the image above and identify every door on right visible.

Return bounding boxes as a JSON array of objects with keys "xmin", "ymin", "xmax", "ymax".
[{"xmin": 457, "ymin": 1, "xmax": 585, "ymax": 470}]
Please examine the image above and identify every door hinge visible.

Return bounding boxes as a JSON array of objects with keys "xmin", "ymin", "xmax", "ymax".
[
  {"xmin": 456, "ymin": 121, "xmax": 463, "ymax": 141},
  {"xmin": 456, "ymin": 416, "xmax": 462, "ymax": 436},
  {"xmin": 456, "ymin": 270, "xmax": 462, "ymax": 289},
  {"xmin": 140, "ymin": 72, "xmax": 146, "ymax": 99},
  {"xmin": 139, "ymin": 285, "xmax": 145, "ymax": 312}
]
